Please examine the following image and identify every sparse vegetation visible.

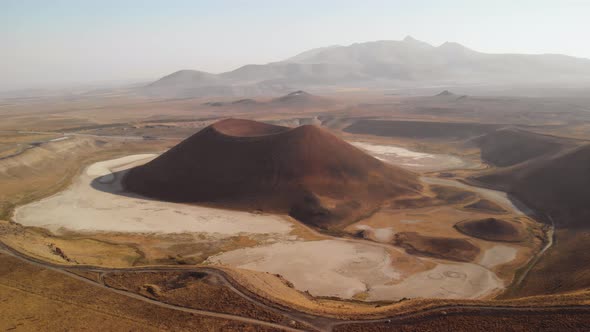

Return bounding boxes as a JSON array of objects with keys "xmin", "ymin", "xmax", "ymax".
[{"xmin": 2, "ymin": 79, "xmax": 590, "ymax": 330}]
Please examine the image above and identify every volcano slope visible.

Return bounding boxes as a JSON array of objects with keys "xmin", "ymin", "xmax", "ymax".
[
  {"xmin": 471, "ymin": 130, "xmax": 590, "ymax": 297},
  {"xmin": 475, "ymin": 143, "xmax": 590, "ymax": 229},
  {"xmin": 474, "ymin": 128, "xmax": 575, "ymax": 167},
  {"xmin": 123, "ymin": 119, "xmax": 422, "ymax": 229}
]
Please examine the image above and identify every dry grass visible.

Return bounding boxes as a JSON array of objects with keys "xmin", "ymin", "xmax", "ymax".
[
  {"xmin": 0, "ymin": 145, "xmax": 22, "ymax": 159},
  {"xmin": 223, "ymin": 267, "xmax": 393, "ymax": 317},
  {"xmin": 103, "ymin": 271, "xmax": 307, "ymax": 329},
  {"xmin": 391, "ymin": 183, "xmax": 478, "ymax": 210},
  {"xmin": 0, "ymin": 132, "xmax": 60, "ymax": 144},
  {"xmin": 2, "ymin": 92, "xmax": 590, "ymax": 328},
  {"xmin": 65, "ymin": 269, "xmax": 103, "ymax": 283},
  {"xmin": 503, "ymin": 229, "xmax": 590, "ymax": 298},
  {"xmin": 222, "ymin": 265, "xmax": 590, "ymax": 320},
  {"xmin": 0, "ymin": 222, "xmax": 141, "ymax": 267},
  {"xmin": 0, "ymin": 136, "xmax": 170, "ymax": 222},
  {"xmin": 333, "ymin": 307, "xmax": 590, "ymax": 331},
  {"xmin": 0, "ymin": 220, "xmax": 278, "ymax": 268},
  {"xmin": 0, "ymin": 253, "xmax": 275, "ymax": 331}
]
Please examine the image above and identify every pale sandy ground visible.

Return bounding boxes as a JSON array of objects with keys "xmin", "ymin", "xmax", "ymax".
[
  {"xmin": 14, "ymin": 155, "xmax": 293, "ymax": 236},
  {"xmin": 369, "ymin": 262, "xmax": 503, "ymax": 301},
  {"xmin": 355, "ymin": 225, "xmax": 395, "ymax": 242},
  {"xmin": 48, "ymin": 136, "xmax": 70, "ymax": 142},
  {"xmin": 14, "ymin": 153, "xmax": 507, "ymax": 301},
  {"xmin": 479, "ymin": 245, "xmax": 518, "ymax": 269},
  {"xmin": 351, "ymin": 141, "xmax": 468, "ymax": 171},
  {"xmin": 208, "ymin": 240, "xmax": 400, "ymax": 299},
  {"xmin": 208, "ymin": 240, "xmax": 503, "ymax": 300}
]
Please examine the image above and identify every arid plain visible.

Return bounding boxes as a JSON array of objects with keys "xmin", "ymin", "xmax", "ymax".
[{"xmin": 2, "ymin": 89, "xmax": 590, "ymax": 331}]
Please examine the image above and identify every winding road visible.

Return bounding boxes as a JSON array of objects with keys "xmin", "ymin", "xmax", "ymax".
[
  {"xmin": 1, "ymin": 234, "xmax": 585, "ymax": 332},
  {"xmin": 0, "ymin": 240, "xmax": 323, "ymax": 331},
  {"xmin": 0, "ymin": 135, "xmax": 572, "ymax": 331}
]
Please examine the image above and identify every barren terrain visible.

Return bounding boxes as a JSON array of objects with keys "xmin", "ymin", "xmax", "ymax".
[
  {"xmin": 15, "ymin": 154, "xmax": 293, "ymax": 236},
  {"xmin": 11, "ymin": 146, "xmax": 522, "ymax": 301},
  {"xmin": 1, "ymin": 90, "xmax": 589, "ymax": 330}
]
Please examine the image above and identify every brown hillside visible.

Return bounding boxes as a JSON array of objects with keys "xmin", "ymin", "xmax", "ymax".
[
  {"xmin": 455, "ymin": 218, "xmax": 526, "ymax": 242},
  {"xmin": 394, "ymin": 232, "xmax": 480, "ymax": 262},
  {"xmin": 476, "ymin": 128, "xmax": 574, "ymax": 167},
  {"xmin": 123, "ymin": 119, "xmax": 422, "ymax": 229},
  {"xmin": 476, "ymin": 138, "xmax": 590, "ymax": 297},
  {"xmin": 503, "ymin": 229, "xmax": 590, "ymax": 298},
  {"xmin": 475, "ymin": 144, "xmax": 590, "ymax": 228},
  {"xmin": 269, "ymin": 90, "xmax": 333, "ymax": 109}
]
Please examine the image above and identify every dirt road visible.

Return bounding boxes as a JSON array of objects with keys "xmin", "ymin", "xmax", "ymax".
[
  {"xmin": 0, "ymin": 241, "xmax": 320, "ymax": 331},
  {"xmin": 2, "ymin": 237, "xmax": 587, "ymax": 332}
]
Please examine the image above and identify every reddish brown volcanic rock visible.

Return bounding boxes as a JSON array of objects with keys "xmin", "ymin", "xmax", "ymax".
[{"xmin": 124, "ymin": 118, "xmax": 422, "ymax": 229}]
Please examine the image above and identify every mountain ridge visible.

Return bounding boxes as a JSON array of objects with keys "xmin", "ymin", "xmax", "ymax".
[{"xmin": 144, "ymin": 37, "xmax": 590, "ymax": 97}]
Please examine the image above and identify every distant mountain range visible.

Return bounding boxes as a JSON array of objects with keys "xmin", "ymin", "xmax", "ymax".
[{"xmin": 144, "ymin": 36, "xmax": 590, "ymax": 97}]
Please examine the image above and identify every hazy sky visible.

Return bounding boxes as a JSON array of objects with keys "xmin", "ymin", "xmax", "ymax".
[{"xmin": 1, "ymin": 0, "xmax": 589, "ymax": 90}]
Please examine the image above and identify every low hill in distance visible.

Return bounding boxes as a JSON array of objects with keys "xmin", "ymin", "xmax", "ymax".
[
  {"xmin": 269, "ymin": 90, "xmax": 332, "ymax": 108},
  {"xmin": 435, "ymin": 90, "xmax": 455, "ymax": 97},
  {"xmin": 123, "ymin": 118, "xmax": 422, "ymax": 229},
  {"xmin": 200, "ymin": 91, "xmax": 333, "ymax": 111}
]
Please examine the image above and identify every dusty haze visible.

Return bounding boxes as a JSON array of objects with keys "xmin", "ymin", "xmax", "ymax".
[{"xmin": 2, "ymin": 0, "xmax": 590, "ymax": 91}]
